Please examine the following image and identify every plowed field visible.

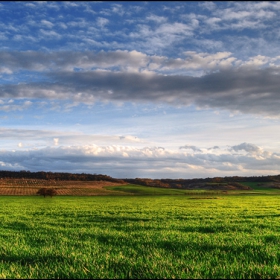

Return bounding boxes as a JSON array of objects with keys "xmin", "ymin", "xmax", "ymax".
[{"xmin": 0, "ymin": 179, "xmax": 128, "ymax": 195}]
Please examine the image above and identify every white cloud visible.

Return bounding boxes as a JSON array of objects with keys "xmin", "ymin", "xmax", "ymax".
[
  {"xmin": 0, "ymin": 143, "xmax": 278, "ymax": 178},
  {"xmin": 242, "ymin": 55, "xmax": 271, "ymax": 67},
  {"xmin": 1, "ymin": 50, "xmax": 277, "ymax": 76},
  {"xmin": 96, "ymin": 17, "xmax": 109, "ymax": 28},
  {"xmin": 2, "ymin": 53, "xmax": 280, "ymax": 117},
  {"xmin": 0, "ymin": 100, "xmax": 32, "ymax": 112},
  {"xmin": 53, "ymin": 138, "xmax": 59, "ymax": 146},
  {"xmin": 128, "ymin": 21, "xmax": 194, "ymax": 52},
  {"xmin": 230, "ymin": 143, "xmax": 266, "ymax": 157},
  {"xmin": 193, "ymin": 2, "xmax": 280, "ymax": 34},
  {"xmin": 219, "ymin": 6, "xmax": 276, "ymax": 21},
  {"xmin": 25, "ymin": 3, "xmax": 36, "ymax": 8},
  {"xmin": 0, "ymin": 50, "xmax": 269, "ymax": 81},
  {"xmin": 58, "ymin": 22, "xmax": 67, "ymax": 29},
  {"xmin": 0, "ymin": 67, "xmax": 13, "ymax": 74},
  {"xmin": 111, "ymin": 3, "xmax": 124, "ymax": 16},
  {"xmin": 39, "ymin": 29, "xmax": 61, "ymax": 39},
  {"xmin": 41, "ymin": 20, "xmax": 54, "ymax": 28},
  {"xmin": 162, "ymin": 51, "xmax": 236, "ymax": 71},
  {"xmin": 179, "ymin": 145, "xmax": 202, "ymax": 152},
  {"xmin": 146, "ymin": 14, "xmax": 167, "ymax": 23}
]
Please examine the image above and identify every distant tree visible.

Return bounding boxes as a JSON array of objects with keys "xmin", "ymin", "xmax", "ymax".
[{"xmin": 37, "ymin": 188, "xmax": 57, "ymax": 198}]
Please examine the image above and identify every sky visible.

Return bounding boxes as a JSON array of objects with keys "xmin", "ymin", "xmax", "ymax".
[{"xmin": 1, "ymin": 1, "xmax": 280, "ymax": 179}]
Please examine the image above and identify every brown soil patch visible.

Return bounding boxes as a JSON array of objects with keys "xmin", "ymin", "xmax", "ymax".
[{"xmin": 0, "ymin": 179, "xmax": 128, "ymax": 196}]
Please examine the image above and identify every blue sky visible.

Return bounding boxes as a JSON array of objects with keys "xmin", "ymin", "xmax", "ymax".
[{"xmin": 1, "ymin": 1, "xmax": 280, "ymax": 179}]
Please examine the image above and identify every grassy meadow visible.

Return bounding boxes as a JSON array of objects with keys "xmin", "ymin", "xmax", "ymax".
[{"xmin": 0, "ymin": 191, "xmax": 280, "ymax": 278}]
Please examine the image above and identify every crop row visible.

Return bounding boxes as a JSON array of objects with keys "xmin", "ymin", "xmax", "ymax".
[
  {"xmin": 0, "ymin": 187, "xmax": 120, "ymax": 196},
  {"xmin": 0, "ymin": 188, "xmax": 37, "ymax": 195}
]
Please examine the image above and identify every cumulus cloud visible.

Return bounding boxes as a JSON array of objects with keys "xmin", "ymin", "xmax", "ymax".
[
  {"xmin": 1, "ymin": 66, "xmax": 280, "ymax": 117},
  {"xmin": 3, "ymin": 1, "xmax": 280, "ymax": 58},
  {"xmin": 165, "ymin": 51, "xmax": 237, "ymax": 71},
  {"xmin": 42, "ymin": 67, "xmax": 280, "ymax": 117},
  {"xmin": 199, "ymin": 1, "xmax": 280, "ymax": 32},
  {"xmin": 41, "ymin": 20, "xmax": 54, "ymax": 28},
  {"xmin": 1, "ymin": 50, "xmax": 280, "ymax": 117},
  {"xmin": 208, "ymin": 146, "xmax": 220, "ymax": 150},
  {"xmin": 39, "ymin": 29, "xmax": 61, "ymax": 39},
  {"xmin": 96, "ymin": 17, "xmax": 109, "ymax": 28},
  {"xmin": 113, "ymin": 3, "xmax": 124, "ymax": 12},
  {"xmin": 0, "ymin": 143, "xmax": 278, "ymax": 178},
  {"xmin": 0, "ymin": 50, "xmax": 276, "ymax": 73},
  {"xmin": 128, "ymin": 20, "xmax": 194, "ymax": 51},
  {"xmin": 199, "ymin": 2, "xmax": 216, "ymax": 11},
  {"xmin": 146, "ymin": 14, "xmax": 167, "ymax": 23},
  {"xmin": 0, "ymin": 100, "xmax": 32, "ymax": 112},
  {"xmin": 231, "ymin": 142, "xmax": 261, "ymax": 154},
  {"xmin": 179, "ymin": 145, "xmax": 202, "ymax": 152},
  {"xmin": 0, "ymin": 50, "xmax": 151, "ymax": 72},
  {"xmin": 53, "ymin": 138, "xmax": 59, "ymax": 146}
]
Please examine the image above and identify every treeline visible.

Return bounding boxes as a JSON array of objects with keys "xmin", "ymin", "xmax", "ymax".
[
  {"xmin": 0, "ymin": 170, "xmax": 124, "ymax": 183},
  {"xmin": 125, "ymin": 174, "xmax": 280, "ymax": 190},
  {"xmin": 0, "ymin": 170, "xmax": 279, "ymax": 190}
]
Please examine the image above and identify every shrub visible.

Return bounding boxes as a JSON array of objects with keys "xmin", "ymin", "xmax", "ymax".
[{"xmin": 37, "ymin": 188, "xmax": 57, "ymax": 198}]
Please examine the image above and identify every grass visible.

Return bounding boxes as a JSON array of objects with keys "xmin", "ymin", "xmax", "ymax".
[
  {"xmin": 240, "ymin": 181, "xmax": 280, "ymax": 193},
  {"xmin": 0, "ymin": 194, "xmax": 280, "ymax": 278},
  {"xmin": 106, "ymin": 183, "xmax": 280, "ymax": 196},
  {"xmin": 2, "ymin": 178, "xmax": 280, "ymax": 196},
  {"xmin": 105, "ymin": 184, "xmax": 172, "ymax": 195}
]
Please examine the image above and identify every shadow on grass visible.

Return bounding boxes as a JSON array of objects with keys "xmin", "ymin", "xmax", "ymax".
[
  {"xmin": 0, "ymin": 254, "xmax": 67, "ymax": 265},
  {"xmin": 4, "ymin": 221, "xmax": 32, "ymax": 230}
]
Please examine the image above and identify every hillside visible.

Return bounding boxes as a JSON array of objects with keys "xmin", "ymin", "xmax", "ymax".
[
  {"xmin": 0, "ymin": 178, "xmax": 127, "ymax": 196},
  {"xmin": 124, "ymin": 175, "xmax": 280, "ymax": 190},
  {"xmin": 0, "ymin": 170, "xmax": 280, "ymax": 192}
]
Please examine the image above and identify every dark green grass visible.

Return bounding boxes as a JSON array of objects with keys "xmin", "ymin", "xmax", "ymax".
[
  {"xmin": 0, "ymin": 195, "xmax": 280, "ymax": 278},
  {"xmin": 105, "ymin": 184, "xmax": 189, "ymax": 195},
  {"xmin": 106, "ymin": 184, "xmax": 227, "ymax": 196},
  {"xmin": 240, "ymin": 181, "xmax": 280, "ymax": 192},
  {"xmin": 107, "ymin": 183, "xmax": 280, "ymax": 196}
]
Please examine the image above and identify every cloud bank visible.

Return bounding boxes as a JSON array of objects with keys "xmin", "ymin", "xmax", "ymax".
[
  {"xmin": 0, "ymin": 143, "xmax": 278, "ymax": 179},
  {"xmin": 1, "ymin": 50, "xmax": 280, "ymax": 117}
]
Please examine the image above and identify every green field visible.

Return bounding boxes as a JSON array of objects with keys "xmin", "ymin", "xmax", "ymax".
[
  {"xmin": 106, "ymin": 183, "xmax": 280, "ymax": 196},
  {"xmin": 0, "ymin": 192, "xmax": 280, "ymax": 279},
  {"xmin": 105, "ymin": 184, "xmax": 221, "ymax": 195},
  {"xmin": 240, "ymin": 181, "xmax": 280, "ymax": 192}
]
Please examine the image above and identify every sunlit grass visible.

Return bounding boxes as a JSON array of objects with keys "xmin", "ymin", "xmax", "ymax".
[
  {"xmin": 105, "ymin": 184, "xmax": 199, "ymax": 195},
  {"xmin": 0, "ymin": 195, "xmax": 280, "ymax": 278}
]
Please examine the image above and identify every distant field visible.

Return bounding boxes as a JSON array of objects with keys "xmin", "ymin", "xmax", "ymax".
[
  {"xmin": 1, "ymin": 178, "xmax": 280, "ymax": 196},
  {"xmin": 0, "ymin": 179, "xmax": 127, "ymax": 196},
  {"xmin": 104, "ymin": 184, "xmax": 224, "ymax": 195},
  {"xmin": 240, "ymin": 181, "xmax": 280, "ymax": 193},
  {"xmin": 0, "ymin": 195, "xmax": 280, "ymax": 278},
  {"xmin": 106, "ymin": 183, "xmax": 280, "ymax": 196}
]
